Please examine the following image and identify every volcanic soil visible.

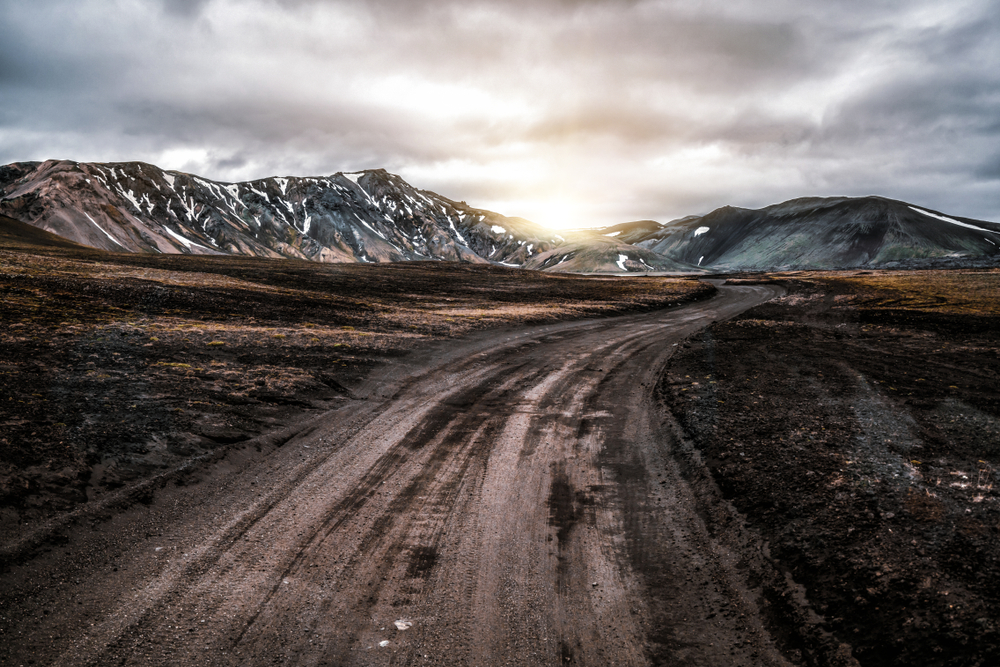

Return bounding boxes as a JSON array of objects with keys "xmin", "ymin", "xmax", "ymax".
[
  {"xmin": 2, "ymin": 212, "xmax": 998, "ymax": 667},
  {"xmin": 661, "ymin": 270, "xmax": 1000, "ymax": 666}
]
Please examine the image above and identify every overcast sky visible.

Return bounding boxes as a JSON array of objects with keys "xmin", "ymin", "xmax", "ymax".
[{"xmin": 2, "ymin": 0, "xmax": 998, "ymax": 228}]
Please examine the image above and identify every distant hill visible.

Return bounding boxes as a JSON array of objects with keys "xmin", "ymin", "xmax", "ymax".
[{"xmin": 606, "ymin": 196, "xmax": 1000, "ymax": 271}]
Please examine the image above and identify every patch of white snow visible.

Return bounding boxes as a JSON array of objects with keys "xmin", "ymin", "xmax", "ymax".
[
  {"xmin": 491, "ymin": 225, "xmax": 507, "ymax": 235},
  {"xmin": 604, "ymin": 231, "xmax": 622, "ymax": 237},
  {"xmin": 356, "ymin": 212, "xmax": 388, "ymax": 240},
  {"xmin": 83, "ymin": 213, "xmax": 125, "ymax": 248},
  {"xmin": 449, "ymin": 220, "xmax": 468, "ymax": 245},
  {"xmin": 616, "ymin": 254, "xmax": 629, "ymax": 271},
  {"xmin": 184, "ymin": 196, "xmax": 197, "ymax": 221},
  {"xmin": 909, "ymin": 206, "xmax": 999, "ymax": 235},
  {"xmin": 120, "ymin": 188, "xmax": 143, "ymax": 212},
  {"xmin": 694, "ymin": 226, "xmax": 710, "ymax": 236},
  {"xmin": 164, "ymin": 226, "xmax": 211, "ymax": 251}
]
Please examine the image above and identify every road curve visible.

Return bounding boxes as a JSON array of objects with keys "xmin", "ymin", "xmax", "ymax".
[{"xmin": 2, "ymin": 282, "xmax": 789, "ymax": 667}]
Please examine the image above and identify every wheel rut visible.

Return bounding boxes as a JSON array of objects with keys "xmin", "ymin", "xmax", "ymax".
[{"xmin": 7, "ymin": 284, "xmax": 799, "ymax": 667}]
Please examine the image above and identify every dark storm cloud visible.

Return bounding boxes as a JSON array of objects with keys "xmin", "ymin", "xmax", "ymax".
[
  {"xmin": 977, "ymin": 155, "xmax": 1000, "ymax": 180},
  {"xmin": 160, "ymin": 0, "xmax": 212, "ymax": 18},
  {"xmin": 1, "ymin": 0, "xmax": 997, "ymax": 227}
]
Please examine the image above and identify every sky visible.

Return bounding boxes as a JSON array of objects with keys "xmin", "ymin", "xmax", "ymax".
[{"xmin": 1, "ymin": 0, "xmax": 998, "ymax": 229}]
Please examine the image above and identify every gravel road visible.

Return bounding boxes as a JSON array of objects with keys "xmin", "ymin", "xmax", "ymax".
[{"xmin": 1, "ymin": 282, "xmax": 789, "ymax": 666}]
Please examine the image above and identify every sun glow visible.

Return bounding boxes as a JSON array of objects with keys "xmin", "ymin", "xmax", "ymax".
[
  {"xmin": 402, "ymin": 160, "xmax": 608, "ymax": 230},
  {"xmin": 515, "ymin": 199, "xmax": 599, "ymax": 231}
]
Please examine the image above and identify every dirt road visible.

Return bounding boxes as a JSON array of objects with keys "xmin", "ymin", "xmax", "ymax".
[{"xmin": 1, "ymin": 282, "xmax": 791, "ymax": 666}]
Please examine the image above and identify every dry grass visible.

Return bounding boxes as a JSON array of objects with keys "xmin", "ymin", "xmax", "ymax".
[{"xmin": 813, "ymin": 269, "xmax": 1000, "ymax": 316}]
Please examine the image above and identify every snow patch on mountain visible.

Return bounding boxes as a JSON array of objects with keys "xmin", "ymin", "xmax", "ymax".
[
  {"xmin": 163, "ymin": 225, "xmax": 211, "ymax": 251},
  {"xmin": 450, "ymin": 220, "xmax": 468, "ymax": 245},
  {"xmin": 120, "ymin": 188, "xmax": 142, "ymax": 213},
  {"xmin": 909, "ymin": 206, "xmax": 999, "ymax": 236},
  {"xmin": 84, "ymin": 212, "xmax": 125, "ymax": 248}
]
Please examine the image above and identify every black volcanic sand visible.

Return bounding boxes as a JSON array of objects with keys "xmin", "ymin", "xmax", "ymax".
[
  {"xmin": 0, "ymin": 235, "xmax": 711, "ymax": 541},
  {"xmin": 661, "ymin": 271, "xmax": 1000, "ymax": 667}
]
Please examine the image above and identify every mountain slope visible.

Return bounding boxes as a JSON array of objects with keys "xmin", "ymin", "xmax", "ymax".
[
  {"xmin": 6, "ymin": 161, "xmax": 997, "ymax": 274},
  {"xmin": 0, "ymin": 160, "xmax": 562, "ymax": 267},
  {"xmin": 0, "ymin": 213, "xmax": 90, "ymax": 250},
  {"xmin": 629, "ymin": 196, "xmax": 1000, "ymax": 270},
  {"xmin": 523, "ymin": 234, "xmax": 703, "ymax": 273}
]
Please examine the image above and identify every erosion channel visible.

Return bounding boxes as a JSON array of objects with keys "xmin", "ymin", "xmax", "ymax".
[{"xmin": 2, "ymin": 282, "xmax": 805, "ymax": 667}]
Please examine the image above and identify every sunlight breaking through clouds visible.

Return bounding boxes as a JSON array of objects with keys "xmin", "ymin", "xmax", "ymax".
[{"xmin": 0, "ymin": 0, "xmax": 997, "ymax": 228}]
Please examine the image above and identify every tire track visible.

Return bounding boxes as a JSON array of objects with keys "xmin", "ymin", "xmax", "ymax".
[
  {"xmin": 19, "ymin": 283, "xmax": 792, "ymax": 667},
  {"xmin": 232, "ymin": 363, "xmax": 553, "ymax": 664}
]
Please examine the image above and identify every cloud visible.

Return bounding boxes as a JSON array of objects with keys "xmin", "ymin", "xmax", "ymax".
[
  {"xmin": 0, "ymin": 0, "xmax": 997, "ymax": 227},
  {"xmin": 160, "ymin": 0, "xmax": 212, "ymax": 18}
]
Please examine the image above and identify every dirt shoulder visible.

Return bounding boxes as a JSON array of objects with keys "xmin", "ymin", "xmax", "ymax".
[
  {"xmin": 660, "ymin": 270, "xmax": 1000, "ymax": 667},
  {"xmin": 0, "ymin": 234, "xmax": 713, "ymax": 548}
]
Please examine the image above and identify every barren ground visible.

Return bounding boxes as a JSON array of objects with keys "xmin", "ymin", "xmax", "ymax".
[
  {"xmin": 2, "ymin": 221, "xmax": 998, "ymax": 667},
  {"xmin": 662, "ymin": 270, "xmax": 1000, "ymax": 666},
  {"xmin": 0, "ymin": 223, "xmax": 709, "ymax": 537}
]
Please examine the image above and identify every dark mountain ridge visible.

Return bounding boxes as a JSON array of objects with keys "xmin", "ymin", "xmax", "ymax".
[
  {"xmin": 623, "ymin": 195, "xmax": 1000, "ymax": 271},
  {"xmin": 3, "ymin": 159, "xmax": 997, "ymax": 273}
]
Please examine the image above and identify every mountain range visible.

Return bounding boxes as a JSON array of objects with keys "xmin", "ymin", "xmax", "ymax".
[{"xmin": 2, "ymin": 159, "xmax": 998, "ymax": 272}]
